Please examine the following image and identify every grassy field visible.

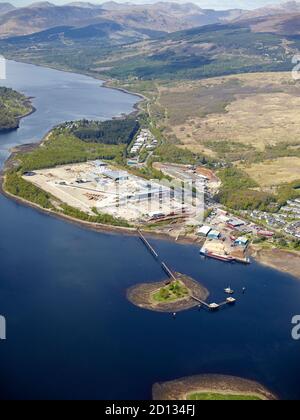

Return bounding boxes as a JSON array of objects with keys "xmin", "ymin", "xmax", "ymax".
[
  {"xmin": 240, "ymin": 157, "xmax": 300, "ymax": 188},
  {"xmin": 17, "ymin": 128, "xmax": 125, "ymax": 172},
  {"xmin": 152, "ymin": 281, "xmax": 189, "ymax": 303},
  {"xmin": 157, "ymin": 73, "xmax": 300, "ymax": 156},
  {"xmin": 187, "ymin": 392, "xmax": 262, "ymax": 400}
]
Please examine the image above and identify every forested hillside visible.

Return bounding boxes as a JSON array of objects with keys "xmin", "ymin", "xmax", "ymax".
[
  {"xmin": 72, "ymin": 119, "xmax": 140, "ymax": 144},
  {"xmin": 0, "ymin": 87, "xmax": 32, "ymax": 133}
]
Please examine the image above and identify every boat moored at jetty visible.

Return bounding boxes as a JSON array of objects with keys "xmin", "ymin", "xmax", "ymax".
[{"xmin": 200, "ymin": 247, "xmax": 235, "ymax": 263}]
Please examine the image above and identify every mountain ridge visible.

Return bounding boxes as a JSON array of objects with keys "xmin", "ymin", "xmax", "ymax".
[
  {"xmin": 0, "ymin": 2, "xmax": 246, "ymax": 38},
  {"xmin": 0, "ymin": 3, "xmax": 15, "ymax": 16}
]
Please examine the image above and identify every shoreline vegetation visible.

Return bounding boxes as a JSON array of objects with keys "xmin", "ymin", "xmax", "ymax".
[
  {"xmin": 0, "ymin": 86, "xmax": 35, "ymax": 133},
  {"xmin": 127, "ymin": 274, "xmax": 209, "ymax": 313},
  {"xmin": 152, "ymin": 374, "xmax": 278, "ymax": 401}
]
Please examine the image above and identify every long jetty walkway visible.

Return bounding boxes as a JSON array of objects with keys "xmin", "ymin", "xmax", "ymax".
[
  {"xmin": 137, "ymin": 229, "xmax": 236, "ymax": 311},
  {"xmin": 137, "ymin": 229, "xmax": 177, "ymax": 281}
]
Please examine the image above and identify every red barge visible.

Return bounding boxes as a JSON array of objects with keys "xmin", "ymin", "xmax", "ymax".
[
  {"xmin": 200, "ymin": 247, "xmax": 235, "ymax": 263},
  {"xmin": 200, "ymin": 247, "xmax": 250, "ymax": 264}
]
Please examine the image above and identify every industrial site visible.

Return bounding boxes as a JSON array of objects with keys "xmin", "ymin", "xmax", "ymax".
[
  {"xmin": 21, "ymin": 150, "xmax": 300, "ymax": 268},
  {"xmin": 22, "ymin": 158, "xmax": 253, "ymax": 264},
  {"xmin": 23, "ymin": 160, "xmax": 201, "ymax": 224}
]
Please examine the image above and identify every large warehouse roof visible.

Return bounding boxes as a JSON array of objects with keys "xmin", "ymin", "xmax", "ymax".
[
  {"xmin": 103, "ymin": 170, "xmax": 129, "ymax": 181},
  {"xmin": 198, "ymin": 225, "xmax": 212, "ymax": 236}
]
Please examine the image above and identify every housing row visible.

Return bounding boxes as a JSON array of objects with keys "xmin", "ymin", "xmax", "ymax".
[{"xmin": 129, "ymin": 129, "xmax": 158, "ymax": 156}]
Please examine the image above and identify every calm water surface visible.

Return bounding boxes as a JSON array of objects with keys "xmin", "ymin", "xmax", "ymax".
[{"xmin": 0, "ymin": 61, "xmax": 299, "ymax": 400}]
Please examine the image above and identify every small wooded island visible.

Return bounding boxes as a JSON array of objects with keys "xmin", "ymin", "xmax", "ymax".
[
  {"xmin": 0, "ymin": 86, "xmax": 33, "ymax": 133},
  {"xmin": 127, "ymin": 274, "xmax": 209, "ymax": 312}
]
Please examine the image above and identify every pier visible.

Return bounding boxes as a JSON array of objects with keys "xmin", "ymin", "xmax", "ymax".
[
  {"xmin": 138, "ymin": 229, "xmax": 159, "ymax": 259},
  {"xmin": 190, "ymin": 295, "xmax": 210, "ymax": 309},
  {"xmin": 138, "ymin": 229, "xmax": 176, "ymax": 281},
  {"xmin": 191, "ymin": 295, "xmax": 236, "ymax": 311},
  {"xmin": 161, "ymin": 262, "xmax": 177, "ymax": 281},
  {"xmin": 137, "ymin": 229, "xmax": 237, "ymax": 311}
]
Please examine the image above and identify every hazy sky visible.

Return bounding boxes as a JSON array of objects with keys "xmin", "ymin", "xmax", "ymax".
[{"xmin": 8, "ymin": 0, "xmax": 287, "ymax": 11}]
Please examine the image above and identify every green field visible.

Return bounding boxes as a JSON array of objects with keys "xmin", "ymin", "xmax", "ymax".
[
  {"xmin": 152, "ymin": 281, "xmax": 189, "ymax": 303},
  {"xmin": 17, "ymin": 127, "xmax": 125, "ymax": 172}
]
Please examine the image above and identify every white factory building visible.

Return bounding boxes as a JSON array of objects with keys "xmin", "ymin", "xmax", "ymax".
[
  {"xmin": 103, "ymin": 170, "xmax": 129, "ymax": 182},
  {"xmin": 197, "ymin": 225, "xmax": 212, "ymax": 237}
]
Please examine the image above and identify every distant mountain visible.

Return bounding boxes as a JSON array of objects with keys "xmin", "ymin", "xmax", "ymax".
[
  {"xmin": 228, "ymin": 1, "xmax": 300, "ymax": 35},
  {"xmin": 2, "ymin": 18, "xmax": 298, "ymax": 82},
  {"xmin": 26, "ymin": 2, "xmax": 56, "ymax": 8},
  {"xmin": 3, "ymin": 19, "xmax": 157, "ymax": 45},
  {"xmin": 0, "ymin": 2, "xmax": 246, "ymax": 39},
  {"xmin": 0, "ymin": 3, "xmax": 15, "ymax": 16},
  {"xmin": 99, "ymin": 2, "xmax": 246, "ymax": 32},
  {"xmin": 95, "ymin": 20, "xmax": 298, "ymax": 80},
  {"xmin": 0, "ymin": 3, "xmax": 105, "ymax": 38},
  {"xmin": 275, "ymin": 1, "xmax": 300, "ymax": 12},
  {"xmin": 236, "ymin": 1, "xmax": 300, "ymax": 19},
  {"xmin": 0, "ymin": 1, "xmax": 298, "ymax": 43},
  {"xmin": 238, "ymin": 13, "xmax": 300, "ymax": 35},
  {"xmin": 67, "ymin": 2, "xmax": 103, "ymax": 9},
  {"xmin": 100, "ymin": 2, "xmax": 138, "ymax": 11}
]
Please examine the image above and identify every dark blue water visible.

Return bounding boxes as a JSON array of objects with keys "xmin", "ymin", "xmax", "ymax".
[{"xmin": 0, "ymin": 61, "xmax": 300, "ymax": 400}]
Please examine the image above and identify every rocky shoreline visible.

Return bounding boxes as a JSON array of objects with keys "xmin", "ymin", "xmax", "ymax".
[
  {"xmin": 152, "ymin": 374, "xmax": 278, "ymax": 400},
  {"xmin": 250, "ymin": 245, "xmax": 300, "ymax": 279}
]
